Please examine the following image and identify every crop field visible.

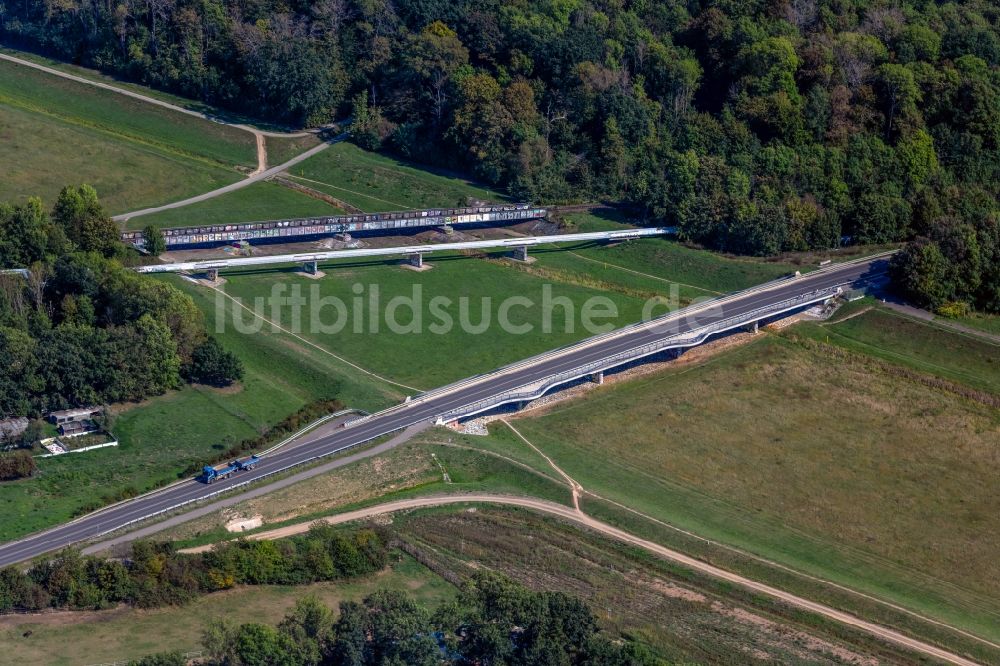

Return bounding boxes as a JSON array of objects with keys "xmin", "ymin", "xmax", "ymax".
[
  {"xmin": 285, "ymin": 142, "xmax": 505, "ymax": 212},
  {"xmin": 390, "ymin": 506, "xmax": 922, "ymax": 664},
  {"xmin": 433, "ymin": 332, "xmax": 1000, "ymax": 645},
  {"xmin": 0, "ymin": 56, "xmax": 252, "ymax": 214},
  {"xmin": 131, "ymin": 181, "xmax": 343, "ymax": 230},
  {"xmin": 797, "ymin": 305, "xmax": 1000, "ymax": 394},
  {"xmin": 0, "ymin": 553, "xmax": 452, "ymax": 666}
]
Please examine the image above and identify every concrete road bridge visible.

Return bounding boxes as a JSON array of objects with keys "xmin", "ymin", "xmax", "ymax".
[{"xmin": 133, "ymin": 227, "xmax": 676, "ymax": 278}]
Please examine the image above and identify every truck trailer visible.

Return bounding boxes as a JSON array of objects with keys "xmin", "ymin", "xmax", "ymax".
[{"xmin": 199, "ymin": 454, "xmax": 260, "ymax": 484}]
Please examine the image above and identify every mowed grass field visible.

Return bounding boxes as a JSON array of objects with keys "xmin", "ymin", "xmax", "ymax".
[
  {"xmin": 218, "ymin": 253, "xmax": 652, "ymax": 390},
  {"xmin": 285, "ymin": 142, "xmax": 505, "ymax": 212},
  {"xmin": 440, "ymin": 333, "xmax": 1000, "ymax": 643},
  {"xmin": 558, "ymin": 212, "xmax": 801, "ymax": 292},
  {"xmin": 0, "ymin": 56, "xmax": 252, "ymax": 214},
  {"xmin": 0, "ymin": 553, "xmax": 452, "ymax": 666},
  {"xmin": 132, "ymin": 181, "xmax": 343, "ymax": 230}
]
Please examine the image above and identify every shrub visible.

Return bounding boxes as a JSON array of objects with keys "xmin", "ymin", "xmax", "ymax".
[{"xmin": 0, "ymin": 450, "xmax": 36, "ymax": 481}]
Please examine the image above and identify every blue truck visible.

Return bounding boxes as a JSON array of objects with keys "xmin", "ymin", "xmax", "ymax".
[{"xmin": 199, "ymin": 454, "xmax": 260, "ymax": 484}]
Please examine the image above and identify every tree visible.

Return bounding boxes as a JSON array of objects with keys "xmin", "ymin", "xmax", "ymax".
[
  {"xmin": 51, "ymin": 185, "xmax": 120, "ymax": 258},
  {"xmin": 890, "ymin": 239, "xmax": 948, "ymax": 307},
  {"xmin": 142, "ymin": 225, "xmax": 166, "ymax": 256},
  {"xmin": 403, "ymin": 21, "xmax": 469, "ymax": 126},
  {"xmin": 186, "ymin": 337, "xmax": 243, "ymax": 386},
  {"xmin": 878, "ymin": 64, "xmax": 920, "ymax": 139},
  {"xmin": 0, "ymin": 450, "xmax": 36, "ymax": 481}
]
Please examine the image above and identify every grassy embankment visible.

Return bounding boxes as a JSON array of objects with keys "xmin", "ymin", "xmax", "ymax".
[
  {"xmin": 129, "ymin": 180, "xmax": 343, "ymax": 229},
  {"xmin": 285, "ymin": 141, "xmax": 504, "ymax": 212},
  {"xmin": 135, "ymin": 140, "xmax": 505, "ymax": 230},
  {"xmin": 0, "ymin": 57, "xmax": 253, "ymax": 214}
]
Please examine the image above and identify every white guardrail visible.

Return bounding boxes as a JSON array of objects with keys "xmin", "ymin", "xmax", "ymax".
[{"xmin": 436, "ymin": 285, "xmax": 844, "ymax": 422}]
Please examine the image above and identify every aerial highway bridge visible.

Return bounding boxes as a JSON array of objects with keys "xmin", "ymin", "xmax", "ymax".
[
  {"xmin": 133, "ymin": 227, "xmax": 675, "ymax": 277},
  {"xmin": 0, "ymin": 254, "xmax": 889, "ymax": 567}
]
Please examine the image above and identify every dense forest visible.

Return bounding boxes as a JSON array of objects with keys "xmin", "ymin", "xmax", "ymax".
[
  {"xmin": 0, "ymin": 187, "xmax": 242, "ymax": 421},
  {"xmin": 3, "ymin": 0, "xmax": 999, "ymax": 310}
]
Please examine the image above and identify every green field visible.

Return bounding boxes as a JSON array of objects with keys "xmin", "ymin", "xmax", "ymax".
[
  {"xmin": 0, "ymin": 48, "xmax": 287, "ymax": 129},
  {"xmin": 798, "ymin": 305, "xmax": 1000, "ymax": 394},
  {"xmin": 218, "ymin": 253, "xmax": 651, "ymax": 390},
  {"xmin": 0, "ymin": 99, "xmax": 241, "ymax": 215},
  {"xmin": 0, "ymin": 57, "xmax": 255, "ymax": 166},
  {"xmin": 433, "ymin": 333, "xmax": 1000, "ymax": 645},
  {"xmin": 132, "ymin": 181, "xmax": 343, "ymax": 230},
  {"xmin": 0, "ymin": 553, "xmax": 452, "ymax": 666},
  {"xmin": 0, "ymin": 56, "xmax": 254, "ymax": 214},
  {"xmin": 286, "ymin": 142, "xmax": 505, "ymax": 212},
  {"xmin": 266, "ymin": 133, "xmax": 323, "ymax": 166}
]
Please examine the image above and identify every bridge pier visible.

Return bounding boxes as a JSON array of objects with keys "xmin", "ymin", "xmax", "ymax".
[
  {"xmin": 590, "ymin": 371, "xmax": 604, "ymax": 385},
  {"xmin": 205, "ymin": 268, "xmax": 219, "ymax": 283},
  {"xmin": 403, "ymin": 252, "xmax": 432, "ymax": 272},
  {"xmin": 299, "ymin": 260, "xmax": 325, "ymax": 279},
  {"xmin": 747, "ymin": 320, "xmax": 759, "ymax": 334},
  {"xmin": 509, "ymin": 245, "xmax": 535, "ymax": 263}
]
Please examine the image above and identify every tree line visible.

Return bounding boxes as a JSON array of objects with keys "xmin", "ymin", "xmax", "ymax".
[
  {"xmin": 0, "ymin": 526, "xmax": 386, "ymax": 613},
  {"xmin": 0, "ymin": 186, "xmax": 243, "ymax": 421},
  {"xmin": 135, "ymin": 572, "xmax": 655, "ymax": 666}
]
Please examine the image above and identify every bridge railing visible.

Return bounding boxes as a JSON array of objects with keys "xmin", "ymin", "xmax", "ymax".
[{"xmin": 436, "ymin": 285, "xmax": 843, "ymax": 422}]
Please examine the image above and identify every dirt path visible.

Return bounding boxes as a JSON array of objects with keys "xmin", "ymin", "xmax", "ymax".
[
  {"xmin": 112, "ymin": 136, "xmax": 341, "ymax": 222},
  {"xmin": 501, "ymin": 418, "xmax": 582, "ymax": 511},
  {"xmin": 252, "ymin": 133, "xmax": 267, "ymax": 175},
  {"xmin": 189, "ymin": 492, "xmax": 980, "ymax": 666}
]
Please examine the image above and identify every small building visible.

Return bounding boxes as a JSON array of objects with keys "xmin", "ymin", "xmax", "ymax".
[
  {"xmin": 48, "ymin": 407, "xmax": 102, "ymax": 425},
  {"xmin": 58, "ymin": 419, "xmax": 99, "ymax": 437}
]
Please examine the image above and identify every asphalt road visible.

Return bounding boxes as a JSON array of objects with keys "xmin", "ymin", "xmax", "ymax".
[{"xmin": 0, "ymin": 256, "xmax": 887, "ymax": 567}]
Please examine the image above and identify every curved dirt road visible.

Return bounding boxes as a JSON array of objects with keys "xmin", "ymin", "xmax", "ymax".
[{"xmin": 199, "ymin": 493, "xmax": 981, "ymax": 666}]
